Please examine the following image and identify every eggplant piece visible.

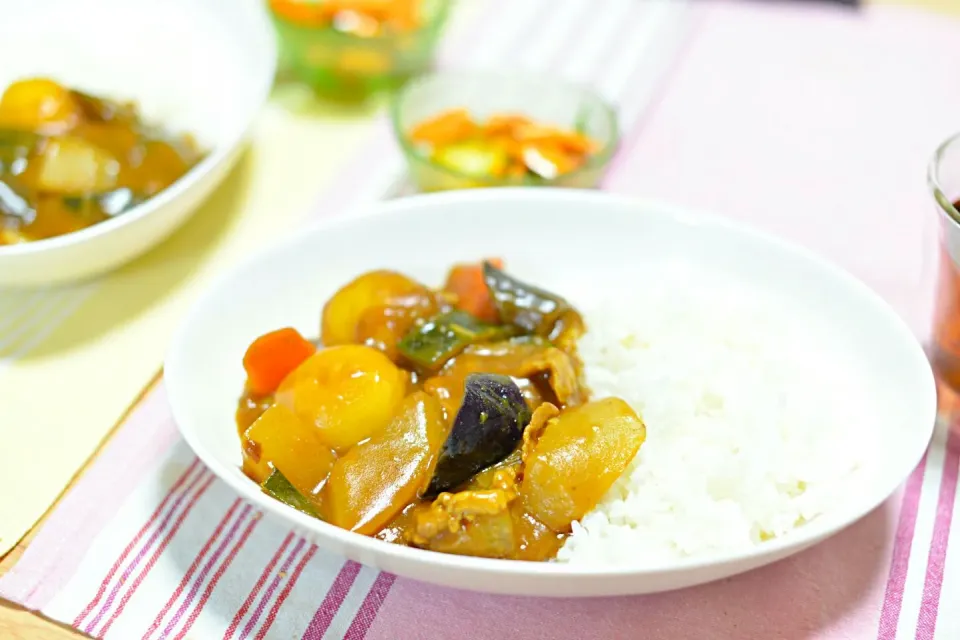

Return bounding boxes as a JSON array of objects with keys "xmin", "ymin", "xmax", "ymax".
[
  {"xmin": 262, "ymin": 469, "xmax": 320, "ymax": 518},
  {"xmin": 397, "ymin": 309, "xmax": 514, "ymax": 370},
  {"xmin": 425, "ymin": 373, "xmax": 531, "ymax": 497},
  {"xmin": 482, "ymin": 261, "xmax": 576, "ymax": 338}
]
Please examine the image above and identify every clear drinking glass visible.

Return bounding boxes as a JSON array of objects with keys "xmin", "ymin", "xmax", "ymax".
[{"xmin": 929, "ymin": 132, "xmax": 960, "ymax": 390}]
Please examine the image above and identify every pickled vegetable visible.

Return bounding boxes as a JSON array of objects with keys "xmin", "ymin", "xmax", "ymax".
[
  {"xmin": 521, "ymin": 397, "xmax": 646, "ymax": 532},
  {"xmin": 269, "ymin": 0, "xmax": 422, "ymax": 35},
  {"xmin": 241, "ymin": 403, "xmax": 335, "ymax": 500},
  {"xmin": 425, "ymin": 373, "xmax": 530, "ymax": 497},
  {"xmin": 407, "ymin": 109, "xmax": 600, "ymax": 182},
  {"xmin": 409, "ymin": 108, "xmax": 476, "ymax": 146},
  {"xmin": 433, "ymin": 141, "xmax": 508, "ymax": 178},
  {"xmin": 275, "ymin": 344, "xmax": 406, "ymax": 451},
  {"xmin": 325, "ymin": 391, "xmax": 446, "ymax": 534}
]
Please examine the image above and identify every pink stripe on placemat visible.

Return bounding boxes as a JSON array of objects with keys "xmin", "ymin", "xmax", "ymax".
[
  {"xmin": 72, "ymin": 456, "xmax": 201, "ymax": 628},
  {"xmin": 144, "ymin": 499, "xmax": 244, "ymax": 638},
  {"xmin": 876, "ymin": 451, "xmax": 930, "ymax": 639},
  {"xmin": 344, "ymin": 572, "xmax": 396, "ymax": 640},
  {"xmin": 80, "ymin": 464, "xmax": 211, "ymax": 633},
  {"xmin": 239, "ymin": 537, "xmax": 307, "ymax": 639},
  {"xmin": 253, "ymin": 544, "xmax": 318, "ymax": 640},
  {"xmin": 223, "ymin": 532, "xmax": 294, "ymax": 640},
  {"xmin": 916, "ymin": 425, "xmax": 960, "ymax": 640},
  {"xmin": 174, "ymin": 511, "xmax": 260, "ymax": 640},
  {"xmin": 90, "ymin": 473, "xmax": 216, "ymax": 637},
  {"xmin": 301, "ymin": 561, "xmax": 362, "ymax": 640},
  {"xmin": 159, "ymin": 503, "xmax": 253, "ymax": 639}
]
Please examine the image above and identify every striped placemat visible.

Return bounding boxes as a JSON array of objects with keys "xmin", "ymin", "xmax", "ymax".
[
  {"xmin": 5, "ymin": 1, "xmax": 960, "ymax": 639},
  {"xmin": 0, "ymin": 1, "xmax": 697, "ymax": 638}
]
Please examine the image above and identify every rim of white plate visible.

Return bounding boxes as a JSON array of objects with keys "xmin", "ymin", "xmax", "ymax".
[{"xmin": 166, "ymin": 188, "xmax": 937, "ymax": 580}]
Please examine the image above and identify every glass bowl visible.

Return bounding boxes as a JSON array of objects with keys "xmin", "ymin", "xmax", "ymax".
[
  {"xmin": 390, "ymin": 71, "xmax": 619, "ymax": 192},
  {"xmin": 269, "ymin": 0, "xmax": 450, "ymax": 102}
]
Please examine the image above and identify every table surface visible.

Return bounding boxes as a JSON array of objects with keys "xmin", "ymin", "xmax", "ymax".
[{"xmin": 2, "ymin": 0, "xmax": 956, "ymax": 637}]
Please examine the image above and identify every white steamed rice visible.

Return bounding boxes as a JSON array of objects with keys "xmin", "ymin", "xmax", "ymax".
[{"xmin": 555, "ymin": 286, "xmax": 870, "ymax": 566}]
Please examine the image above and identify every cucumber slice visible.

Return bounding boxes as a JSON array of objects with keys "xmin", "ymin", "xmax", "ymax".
[{"xmin": 432, "ymin": 141, "xmax": 507, "ymax": 178}]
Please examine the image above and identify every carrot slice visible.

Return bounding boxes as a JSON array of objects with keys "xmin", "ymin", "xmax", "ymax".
[
  {"xmin": 484, "ymin": 113, "xmax": 534, "ymax": 137},
  {"xmin": 269, "ymin": 0, "xmax": 329, "ymax": 25},
  {"xmin": 243, "ymin": 328, "xmax": 317, "ymax": 396},
  {"xmin": 504, "ymin": 162, "xmax": 528, "ymax": 178},
  {"xmin": 515, "ymin": 124, "xmax": 599, "ymax": 155},
  {"xmin": 409, "ymin": 108, "xmax": 477, "ymax": 146},
  {"xmin": 270, "ymin": 0, "xmax": 421, "ymax": 31},
  {"xmin": 444, "ymin": 258, "xmax": 504, "ymax": 323}
]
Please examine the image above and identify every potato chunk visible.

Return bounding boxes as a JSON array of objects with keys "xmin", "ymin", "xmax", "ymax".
[
  {"xmin": 520, "ymin": 398, "xmax": 645, "ymax": 532},
  {"xmin": 36, "ymin": 136, "xmax": 119, "ymax": 193},
  {"xmin": 275, "ymin": 345, "xmax": 406, "ymax": 452},
  {"xmin": 0, "ymin": 78, "xmax": 80, "ymax": 132},
  {"xmin": 321, "ymin": 270, "xmax": 431, "ymax": 347},
  {"xmin": 325, "ymin": 391, "xmax": 447, "ymax": 535},
  {"xmin": 241, "ymin": 404, "xmax": 335, "ymax": 502}
]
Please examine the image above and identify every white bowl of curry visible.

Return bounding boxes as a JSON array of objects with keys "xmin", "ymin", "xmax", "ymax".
[
  {"xmin": 0, "ymin": 0, "xmax": 276, "ymax": 287},
  {"xmin": 166, "ymin": 189, "xmax": 935, "ymax": 597}
]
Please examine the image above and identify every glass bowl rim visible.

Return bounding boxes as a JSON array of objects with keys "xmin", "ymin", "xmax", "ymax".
[{"xmin": 929, "ymin": 131, "xmax": 960, "ymax": 226}]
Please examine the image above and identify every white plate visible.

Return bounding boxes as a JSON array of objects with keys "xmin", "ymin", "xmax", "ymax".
[
  {"xmin": 165, "ymin": 189, "xmax": 936, "ymax": 597},
  {"xmin": 0, "ymin": 0, "xmax": 276, "ymax": 287}
]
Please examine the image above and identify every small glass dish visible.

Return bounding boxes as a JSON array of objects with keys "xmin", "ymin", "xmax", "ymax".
[
  {"xmin": 269, "ymin": 0, "xmax": 449, "ymax": 102},
  {"xmin": 929, "ymin": 131, "xmax": 960, "ymax": 391},
  {"xmin": 390, "ymin": 72, "xmax": 620, "ymax": 192}
]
